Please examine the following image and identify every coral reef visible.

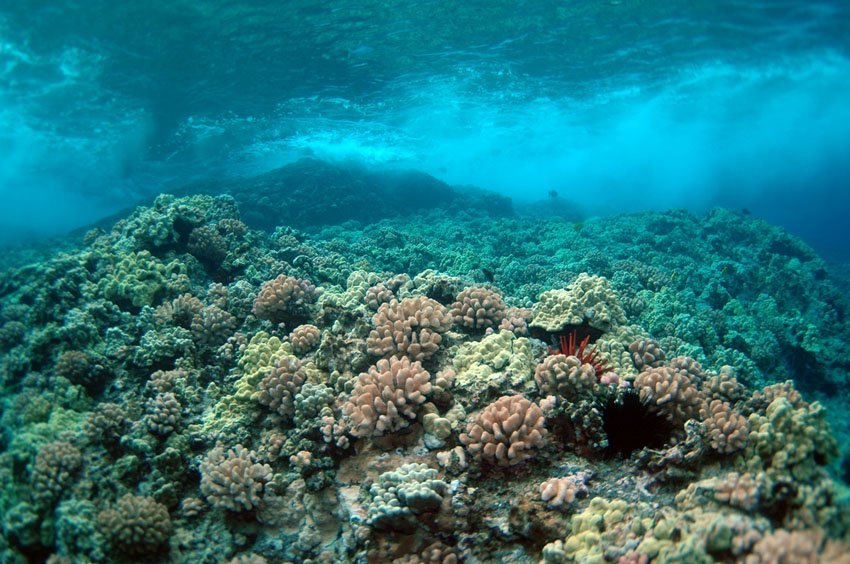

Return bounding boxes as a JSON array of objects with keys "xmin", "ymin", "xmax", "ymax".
[{"xmin": 1, "ymin": 191, "xmax": 848, "ymax": 562}]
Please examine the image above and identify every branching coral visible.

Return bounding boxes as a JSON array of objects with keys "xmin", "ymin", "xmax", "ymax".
[
  {"xmin": 98, "ymin": 494, "xmax": 171, "ymax": 556},
  {"xmin": 200, "ymin": 445, "xmax": 272, "ymax": 512},
  {"xmin": 343, "ymin": 355, "xmax": 432, "ymax": 437},
  {"xmin": 460, "ymin": 394, "xmax": 548, "ymax": 467},
  {"xmin": 252, "ymin": 274, "xmax": 317, "ymax": 323},
  {"xmin": 367, "ymin": 296, "xmax": 453, "ymax": 361}
]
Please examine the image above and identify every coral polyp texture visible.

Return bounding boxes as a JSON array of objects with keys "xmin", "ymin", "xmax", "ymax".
[
  {"xmin": 460, "ymin": 394, "xmax": 548, "ymax": 467},
  {"xmin": 450, "ymin": 286, "xmax": 507, "ymax": 331},
  {"xmin": 1, "ymin": 187, "xmax": 849, "ymax": 562},
  {"xmin": 343, "ymin": 355, "xmax": 432, "ymax": 437},
  {"xmin": 252, "ymin": 274, "xmax": 317, "ymax": 323},
  {"xmin": 366, "ymin": 296, "xmax": 453, "ymax": 360},
  {"xmin": 200, "ymin": 445, "xmax": 272, "ymax": 512}
]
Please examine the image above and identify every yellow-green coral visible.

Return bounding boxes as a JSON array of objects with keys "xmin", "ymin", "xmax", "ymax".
[
  {"xmin": 316, "ymin": 270, "xmax": 382, "ymax": 311},
  {"xmin": 234, "ymin": 332, "xmax": 296, "ymax": 401},
  {"xmin": 746, "ymin": 397, "xmax": 838, "ymax": 483},
  {"xmin": 98, "ymin": 251, "xmax": 189, "ymax": 308},
  {"xmin": 542, "ymin": 497, "xmax": 631, "ymax": 563},
  {"xmin": 637, "ymin": 511, "xmax": 714, "ymax": 564},
  {"xmin": 451, "ymin": 330, "xmax": 534, "ymax": 390},
  {"xmin": 593, "ymin": 325, "xmax": 644, "ymax": 376},
  {"xmin": 530, "ymin": 273, "xmax": 627, "ymax": 333}
]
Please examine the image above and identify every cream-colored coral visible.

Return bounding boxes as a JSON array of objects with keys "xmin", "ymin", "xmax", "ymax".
[
  {"xmin": 452, "ymin": 329, "xmax": 535, "ymax": 392},
  {"xmin": 539, "ymin": 475, "xmax": 588, "ymax": 508},
  {"xmin": 530, "ymin": 273, "xmax": 626, "ymax": 333},
  {"xmin": 701, "ymin": 399, "xmax": 748, "ymax": 454},
  {"xmin": 752, "ymin": 380, "xmax": 803, "ymax": 408},
  {"xmin": 422, "ymin": 402, "xmax": 466, "ymax": 444},
  {"xmin": 436, "ymin": 446, "xmax": 468, "ymax": 472},
  {"xmin": 394, "ymin": 541, "xmax": 459, "ymax": 564},
  {"xmin": 256, "ymin": 356, "xmax": 307, "ymax": 419},
  {"xmin": 365, "ymin": 463, "xmax": 448, "ymax": 531},
  {"xmin": 634, "ymin": 365, "xmax": 703, "ymax": 425},
  {"xmin": 702, "ymin": 367, "xmax": 747, "ymax": 404},
  {"xmin": 460, "ymin": 394, "xmax": 548, "ymax": 467},
  {"xmin": 233, "ymin": 331, "xmax": 295, "ymax": 401},
  {"xmin": 534, "ymin": 354, "xmax": 597, "ymax": 401},
  {"xmin": 365, "ymin": 283, "xmax": 396, "ymax": 311},
  {"xmin": 252, "ymin": 274, "xmax": 317, "ymax": 322},
  {"xmin": 200, "ymin": 445, "xmax": 272, "ymax": 512},
  {"xmin": 343, "ymin": 355, "xmax": 432, "ymax": 437},
  {"xmin": 450, "ymin": 286, "xmax": 507, "ymax": 331},
  {"xmin": 541, "ymin": 497, "xmax": 631, "ymax": 563},
  {"xmin": 628, "ymin": 338, "xmax": 666, "ymax": 371},
  {"xmin": 712, "ymin": 471, "xmax": 759, "ymax": 511},
  {"xmin": 289, "ymin": 324, "xmax": 321, "ymax": 354},
  {"xmin": 320, "ymin": 413, "xmax": 350, "ymax": 449},
  {"xmin": 747, "ymin": 396, "xmax": 838, "ymax": 483},
  {"xmin": 498, "ymin": 306, "xmax": 531, "ymax": 336},
  {"xmin": 745, "ymin": 529, "xmax": 824, "ymax": 563},
  {"xmin": 667, "ymin": 356, "xmax": 706, "ymax": 384},
  {"xmin": 367, "ymin": 297, "xmax": 453, "ymax": 361}
]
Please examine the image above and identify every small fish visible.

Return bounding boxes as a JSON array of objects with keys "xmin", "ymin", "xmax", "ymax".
[{"xmin": 482, "ymin": 268, "xmax": 495, "ymax": 282}]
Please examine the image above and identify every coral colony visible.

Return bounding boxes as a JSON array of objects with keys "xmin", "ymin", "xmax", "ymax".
[{"xmin": 0, "ymin": 189, "xmax": 849, "ymax": 562}]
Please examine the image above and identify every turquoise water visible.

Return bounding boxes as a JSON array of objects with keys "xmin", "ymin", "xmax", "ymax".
[{"xmin": 2, "ymin": 1, "xmax": 849, "ymax": 258}]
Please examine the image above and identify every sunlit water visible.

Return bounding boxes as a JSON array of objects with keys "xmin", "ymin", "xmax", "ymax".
[{"xmin": 1, "ymin": 1, "xmax": 849, "ymax": 258}]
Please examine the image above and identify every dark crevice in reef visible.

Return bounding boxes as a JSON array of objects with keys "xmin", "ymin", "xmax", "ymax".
[
  {"xmin": 786, "ymin": 345, "xmax": 836, "ymax": 397},
  {"xmin": 602, "ymin": 393, "xmax": 672, "ymax": 458}
]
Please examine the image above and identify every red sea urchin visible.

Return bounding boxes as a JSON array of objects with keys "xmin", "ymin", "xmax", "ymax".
[{"xmin": 550, "ymin": 330, "xmax": 610, "ymax": 378}]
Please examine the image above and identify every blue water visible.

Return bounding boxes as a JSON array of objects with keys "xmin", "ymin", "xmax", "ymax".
[{"xmin": 1, "ymin": 1, "xmax": 849, "ymax": 258}]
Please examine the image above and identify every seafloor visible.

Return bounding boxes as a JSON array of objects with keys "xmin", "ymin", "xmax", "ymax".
[{"xmin": 1, "ymin": 160, "xmax": 849, "ymax": 563}]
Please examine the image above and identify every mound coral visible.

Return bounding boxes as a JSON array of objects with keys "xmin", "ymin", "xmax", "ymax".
[
  {"xmin": 256, "ymin": 356, "xmax": 307, "ymax": 419},
  {"xmin": 98, "ymin": 494, "xmax": 171, "ymax": 556},
  {"xmin": 534, "ymin": 354, "xmax": 597, "ymax": 401},
  {"xmin": 252, "ymin": 274, "xmax": 317, "ymax": 323},
  {"xmin": 634, "ymin": 364, "xmax": 703, "ymax": 426},
  {"xmin": 460, "ymin": 394, "xmax": 548, "ymax": 467},
  {"xmin": 30, "ymin": 441, "xmax": 82, "ymax": 506},
  {"xmin": 365, "ymin": 463, "xmax": 448, "ymax": 531},
  {"xmin": 450, "ymin": 286, "xmax": 507, "ymax": 331},
  {"xmin": 530, "ymin": 273, "xmax": 626, "ymax": 333},
  {"xmin": 701, "ymin": 399, "xmax": 749, "ymax": 454},
  {"xmin": 200, "ymin": 445, "xmax": 272, "ymax": 512},
  {"xmin": 366, "ymin": 296, "xmax": 453, "ymax": 361},
  {"xmin": 343, "ymin": 355, "xmax": 432, "ymax": 437}
]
